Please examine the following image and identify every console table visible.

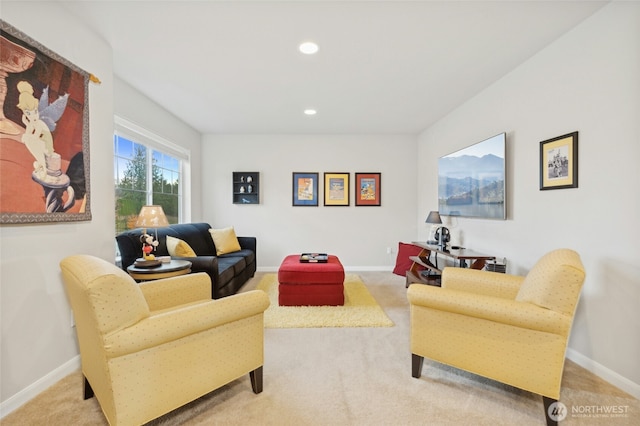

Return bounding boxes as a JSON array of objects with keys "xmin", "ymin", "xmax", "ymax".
[{"xmin": 405, "ymin": 242, "xmax": 495, "ymax": 287}]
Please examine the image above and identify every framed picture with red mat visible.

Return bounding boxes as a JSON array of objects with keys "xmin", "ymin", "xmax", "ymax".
[{"xmin": 355, "ymin": 172, "xmax": 381, "ymax": 206}]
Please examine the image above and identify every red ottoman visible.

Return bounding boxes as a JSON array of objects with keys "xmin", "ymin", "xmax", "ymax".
[{"xmin": 277, "ymin": 254, "xmax": 345, "ymax": 306}]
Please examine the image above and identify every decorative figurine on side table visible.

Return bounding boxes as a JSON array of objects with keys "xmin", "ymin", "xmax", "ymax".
[{"xmin": 140, "ymin": 232, "xmax": 159, "ymax": 260}]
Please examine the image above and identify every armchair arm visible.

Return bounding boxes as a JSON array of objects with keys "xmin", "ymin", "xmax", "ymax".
[
  {"xmin": 407, "ymin": 284, "xmax": 570, "ymax": 336},
  {"xmin": 104, "ymin": 290, "xmax": 270, "ymax": 358},
  {"xmin": 441, "ymin": 267, "xmax": 523, "ymax": 299},
  {"xmin": 139, "ymin": 272, "xmax": 211, "ymax": 311}
]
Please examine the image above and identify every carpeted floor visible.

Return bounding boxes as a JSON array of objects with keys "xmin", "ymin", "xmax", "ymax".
[
  {"xmin": 3, "ymin": 271, "xmax": 638, "ymax": 425},
  {"xmin": 257, "ymin": 273, "xmax": 394, "ymax": 328}
]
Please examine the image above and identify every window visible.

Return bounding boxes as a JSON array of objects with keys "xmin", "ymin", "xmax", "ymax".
[{"xmin": 114, "ymin": 117, "xmax": 188, "ymax": 234}]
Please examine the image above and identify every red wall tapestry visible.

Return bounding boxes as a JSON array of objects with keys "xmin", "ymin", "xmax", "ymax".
[{"xmin": 1, "ymin": 20, "xmax": 91, "ymax": 224}]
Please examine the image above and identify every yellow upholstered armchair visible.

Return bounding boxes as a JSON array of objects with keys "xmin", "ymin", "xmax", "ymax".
[
  {"xmin": 60, "ymin": 255, "xmax": 270, "ymax": 426},
  {"xmin": 407, "ymin": 249, "xmax": 585, "ymax": 426}
]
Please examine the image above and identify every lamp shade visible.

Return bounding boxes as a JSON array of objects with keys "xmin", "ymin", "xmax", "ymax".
[
  {"xmin": 425, "ymin": 211, "xmax": 442, "ymax": 224},
  {"xmin": 135, "ymin": 205, "xmax": 170, "ymax": 228}
]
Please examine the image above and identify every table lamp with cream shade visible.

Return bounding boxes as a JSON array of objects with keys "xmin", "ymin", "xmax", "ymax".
[{"xmin": 135, "ymin": 205, "xmax": 169, "ymax": 260}]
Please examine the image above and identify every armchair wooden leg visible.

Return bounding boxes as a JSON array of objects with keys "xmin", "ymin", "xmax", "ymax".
[
  {"xmin": 250, "ymin": 366, "xmax": 263, "ymax": 394},
  {"xmin": 412, "ymin": 354, "xmax": 424, "ymax": 378},
  {"xmin": 83, "ymin": 375, "xmax": 94, "ymax": 400},
  {"xmin": 542, "ymin": 396, "xmax": 559, "ymax": 426}
]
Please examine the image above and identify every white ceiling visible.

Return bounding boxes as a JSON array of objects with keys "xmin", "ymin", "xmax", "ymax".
[{"xmin": 60, "ymin": 0, "xmax": 607, "ymax": 135}]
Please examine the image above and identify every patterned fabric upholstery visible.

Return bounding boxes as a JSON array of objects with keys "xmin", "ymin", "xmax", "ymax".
[
  {"xmin": 515, "ymin": 249, "xmax": 586, "ymax": 315},
  {"xmin": 60, "ymin": 255, "xmax": 269, "ymax": 426},
  {"xmin": 407, "ymin": 248, "xmax": 585, "ymax": 401}
]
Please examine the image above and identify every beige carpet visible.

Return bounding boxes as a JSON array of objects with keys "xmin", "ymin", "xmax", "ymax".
[
  {"xmin": 257, "ymin": 273, "xmax": 394, "ymax": 328},
  {"xmin": 3, "ymin": 271, "xmax": 638, "ymax": 425}
]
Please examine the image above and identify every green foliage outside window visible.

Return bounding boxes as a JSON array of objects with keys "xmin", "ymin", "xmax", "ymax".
[{"xmin": 114, "ymin": 136, "xmax": 180, "ymax": 234}]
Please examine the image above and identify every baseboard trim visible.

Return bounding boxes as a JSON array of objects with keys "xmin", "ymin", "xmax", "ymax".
[
  {"xmin": 566, "ymin": 348, "xmax": 640, "ymax": 399},
  {"xmin": 345, "ymin": 266, "xmax": 392, "ymax": 272},
  {"xmin": 0, "ymin": 356, "xmax": 80, "ymax": 419},
  {"xmin": 257, "ymin": 266, "xmax": 392, "ymax": 272}
]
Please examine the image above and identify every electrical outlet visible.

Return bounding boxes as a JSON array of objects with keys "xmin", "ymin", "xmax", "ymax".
[{"xmin": 386, "ymin": 247, "xmax": 392, "ymax": 254}]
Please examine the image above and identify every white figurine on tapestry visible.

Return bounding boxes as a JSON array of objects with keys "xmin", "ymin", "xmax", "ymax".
[{"xmin": 16, "ymin": 80, "xmax": 69, "ymax": 180}]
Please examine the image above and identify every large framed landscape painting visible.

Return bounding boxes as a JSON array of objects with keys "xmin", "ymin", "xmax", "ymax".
[
  {"xmin": 0, "ymin": 20, "xmax": 91, "ymax": 224},
  {"xmin": 438, "ymin": 133, "xmax": 506, "ymax": 220}
]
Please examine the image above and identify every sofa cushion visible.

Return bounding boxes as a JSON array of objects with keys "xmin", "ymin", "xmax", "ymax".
[
  {"xmin": 219, "ymin": 256, "xmax": 247, "ymax": 275},
  {"xmin": 220, "ymin": 249, "xmax": 255, "ymax": 266},
  {"xmin": 166, "ymin": 236, "xmax": 197, "ymax": 257},
  {"xmin": 209, "ymin": 227, "xmax": 241, "ymax": 255},
  {"xmin": 216, "ymin": 257, "xmax": 237, "ymax": 285}
]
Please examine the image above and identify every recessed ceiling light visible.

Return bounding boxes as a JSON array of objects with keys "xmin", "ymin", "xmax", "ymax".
[
  {"xmin": 304, "ymin": 109, "xmax": 317, "ymax": 116},
  {"xmin": 299, "ymin": 42, "xmax": 319, "ymax": 55}
]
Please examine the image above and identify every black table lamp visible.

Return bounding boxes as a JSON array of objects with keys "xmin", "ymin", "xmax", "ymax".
[
  {"xmin": 425, "ymin": 211, "xmax": 442, "ymax": 226},
  {"xmin": 425, "ymin": 211, "xmax": 449, "ymax": 249}
]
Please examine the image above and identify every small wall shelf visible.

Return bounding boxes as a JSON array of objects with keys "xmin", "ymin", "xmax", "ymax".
[{"xmin": 233, "ymin": 172, "xmax": 259, "ymax": 204}]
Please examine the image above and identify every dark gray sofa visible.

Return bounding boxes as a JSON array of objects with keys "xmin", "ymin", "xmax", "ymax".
[{"xmin": 116, "ymin": 222, "xmax": 256, "ymax": 299}]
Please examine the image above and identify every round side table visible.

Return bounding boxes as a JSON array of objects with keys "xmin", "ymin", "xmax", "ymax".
[{"xmin": 127, "ymin": 259, "xmax": 192, "ymax": 281}]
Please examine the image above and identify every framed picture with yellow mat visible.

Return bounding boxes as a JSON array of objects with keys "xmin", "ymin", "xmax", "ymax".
[
  {"xmin": 324, "ymin": 172, "xmax": 349, "ymax": 206},
  {"xmin": 540, "ymin": 131, "xmax": 578, "ymax": 190}
]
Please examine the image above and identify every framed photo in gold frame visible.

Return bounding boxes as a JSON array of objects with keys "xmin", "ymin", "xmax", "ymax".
[
  {"xmin": 323, "ymin": 172, "xmax": 349, "ymax": 206},
  {"xmin": 540, "ymin": 131, "xmax": 578, "ymax": 190}
]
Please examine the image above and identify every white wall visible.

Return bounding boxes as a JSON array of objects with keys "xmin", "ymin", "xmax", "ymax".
[
  {"xmin": 417, "ymin": 2, "xmax": 640, "ymax": 394},
  {"xmin": 0, "ymin": 2, "xmax": 203, "ymax": 413},
  {"xmin": 0, "ymin": 1, "xmax": 115, "ymax": 406},
  {"xmin": 201, "ymin": 134, "xmax": 418, "ymax": 269}
]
